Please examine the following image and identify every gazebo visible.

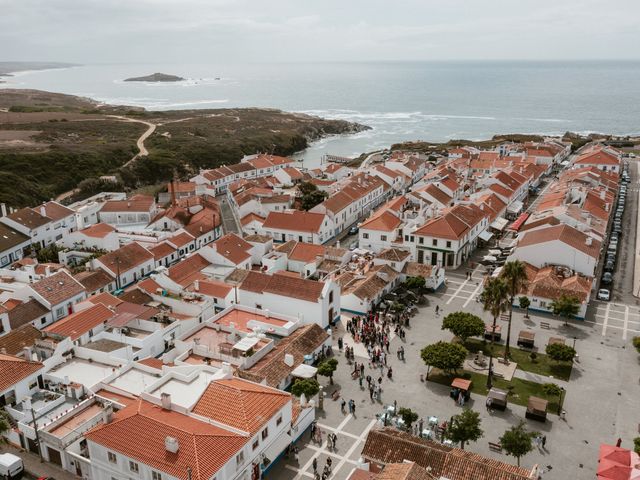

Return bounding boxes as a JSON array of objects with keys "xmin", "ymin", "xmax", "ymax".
[{"xmin": 525, "ymin": 396, "xmax": 548, "ymax": 422}]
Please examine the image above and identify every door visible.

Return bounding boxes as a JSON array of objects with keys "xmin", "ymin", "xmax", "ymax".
[
  {"xmin": 417, "ymin": 250, "xmax": 424, "ymax": 264},
  {"xmin": 48, "ymin": 447, "xmax": 62, "ymax": 466},
  {"xmin": 431, "ymin": 251, "xmax": 438, "ymax": 265}
]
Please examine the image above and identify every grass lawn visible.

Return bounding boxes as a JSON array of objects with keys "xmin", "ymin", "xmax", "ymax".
[
  {"xmin": 463, "ymin": 338, "xmax": 573, "ymax": 381},
  {"xmin": 427, "ymin": 368, "xmax": 562, "ymax": 414}
]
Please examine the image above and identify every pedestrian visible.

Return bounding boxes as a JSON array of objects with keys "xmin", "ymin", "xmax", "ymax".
[
  {"xmin": 387, "ymin": 366, "xmax": 393, "ymax": 380},
  {"xmin": 360, "ymin": 363, "xmax": 365, "ymax": 377},
  {"xmin": 359, "ymin": 374, "xmax": 363, "ymax": 388},
  {"xmin": 326, "ymin": 457, "xmax": 333, "ymax": 471},
  {"xmin": 486, "ymin": 397, "xmax": 492, "ymax": 412},
  {"xmin": 378, "ymin": 376, "xmax": 383, "ymax": 385},
  {"xmin": 338, "ymin": 337, "xmax": 343, "ymax": 351},
  {"xmin": 542, "ymin": 435, "xmax": 547, "ymax": 449},
  {"xmin": 310, "ymin": 421, "xmax": 316, "ymax": 440},
  {"xmin": 312, "ymin": 458, "xmax": 318, "ymax": 473},
  {"xmin": 340, "ymin": 398, "xmax": 346, "ymax": 414},
  {"xmin": 435, "ymin": 305, "xmax": 440, "ymax": 316},
  {"xmin": 369, "ymin": 385, "xmax": 374, "ymax": 400}
]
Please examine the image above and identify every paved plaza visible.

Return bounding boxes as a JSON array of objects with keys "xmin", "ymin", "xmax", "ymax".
[{"xmin": 271, "ymin": 262, "xmax": 640, "ymax": 480}]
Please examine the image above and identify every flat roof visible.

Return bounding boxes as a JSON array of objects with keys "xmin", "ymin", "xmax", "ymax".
[
  {"xmin": 49, "ymin": 358, "xmax": 119, "ymax": 388},
  {"xmin": 212, "ymin": 309, "xmax": 290, "ymax": 333},
  {"xmin": 149, "ymin": 370, "xmax": 225, "ymax": 408},
  {"xmin": 47, "ymin": 402, "xmax": 103, "ymax": 438},
  {"xmin": 108, "ymin": 367, "xmax": 160, "ymax": 395}
]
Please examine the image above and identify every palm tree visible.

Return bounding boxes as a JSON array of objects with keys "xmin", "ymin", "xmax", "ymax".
[
  {"xmin": 481, "ymin": 277, "xmax": 510, "ymax": 388},
  {"xmin": 501, "ymin": 260, "xmax": 528, "ymax": 360}
]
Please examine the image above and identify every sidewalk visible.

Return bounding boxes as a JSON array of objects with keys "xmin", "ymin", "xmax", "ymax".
[{"xmin": 0, "ymin": 443, "xmax": 79, "ymax": 480}]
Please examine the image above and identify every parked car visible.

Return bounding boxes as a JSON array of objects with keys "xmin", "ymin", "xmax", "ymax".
[
  {"xmin": 601, "ymin": 272, "xmax": 613, "ymax": 285},
  {"xmin": 348, "ymin": 226, "xmax": 359, "ymax": 235},
  {"xmin": 606, "ymin": 253, "xmax": 616, "ymax": 264},
  {"xmin": 0, "ymin": 454, "xmax": 24, "ymax": 480},
  {"xmin": 597, "ymin": 289, "xmax": 611, "ymax": 301},
  {"xmin": 604, "ymin": 260, "xmax": 615, "ymax": 272}
]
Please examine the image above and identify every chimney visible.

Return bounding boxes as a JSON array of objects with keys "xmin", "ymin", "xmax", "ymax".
[
  {"xmin": 585, "ymin": 237, "xmax": 593, "ymax": 246},
  {"xmin": 264, "ymin": 309, "xmax": 270, "ymax": 318},
  {"xmin": 194, "ymin": 280, "xmax": 199, "ymax": 292},
  {"xmin": 40, "ymin": 205, "xmax": 47, "ymax": 217},
  {"xmin": 284, "ymin": 354, "xmax": 294, "ymax": 367},
  {"xmin": 22, "ymin": 346, "xmax": 32, "ymax": 361},
  {"xmin": 161, "ymin": 392, "xmax": 171, "ymax": 410},
  {"xmin": 221, "ymin": 362, "xmax": 232, "ymax": 374},
  {"xmin": 45, "ymin": 265, "xmax": 51, "ymax": 276},
  {"xmin": 165, "ymin": 436, "xmax": 179, "ymax": 454},
  {"xmin": 102, "ymin": 404, "xmax": 114, "ymax": 424},
  {"xmin": 0, "ymin": 203, "xmax": 6, "ymax": 217}
]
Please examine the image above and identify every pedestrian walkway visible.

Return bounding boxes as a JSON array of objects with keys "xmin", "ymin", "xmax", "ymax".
[{"xmin": 218, "ymin": 195, "xmax": 240, "ymax": 234}]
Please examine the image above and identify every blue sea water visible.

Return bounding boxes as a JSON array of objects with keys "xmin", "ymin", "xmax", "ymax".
[{"xmin": 2, "ymin": 61, "xmax": 640, "ymax": 164}]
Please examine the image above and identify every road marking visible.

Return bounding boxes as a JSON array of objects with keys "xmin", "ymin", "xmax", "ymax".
[
  {"xmin": 585, "ymin": 320, "xmax": 640, "ymax": 335},
  {"xmin": 446, "ymin": 277, "xmax": 469, "ymax": 305},
  {"xmin": 623, "ymin": 305, "xmax": 629, "ymax": 340},
  {"xmin": 331, "ymin": 419, "xmax": 376, "ymax": 479},
  {"xmin": 335, "ymin": 414, "xmax": 352, "ymax": 432},
  {"xmin": 602, "ymin": 302, "xmax": 610, "ymax": 336},
  {"xmin": 464, "ymin": 281, "xmax": 484, "ymax": 308}
]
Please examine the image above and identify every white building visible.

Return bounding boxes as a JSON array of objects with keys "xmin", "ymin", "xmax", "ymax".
[{"xmin": 0, "ymin": 201, "xmax": 76, "ymax": 249}]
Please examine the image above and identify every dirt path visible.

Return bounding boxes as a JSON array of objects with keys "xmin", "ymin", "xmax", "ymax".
[{"xmin": 108, "ymin": 115, "xmax": 156, "ymax": 166}]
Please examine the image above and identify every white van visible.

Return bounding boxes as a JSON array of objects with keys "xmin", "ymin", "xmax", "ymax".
[{"xmin": 0, "ymin": 453, "xmax": 24, "ymax": 480}]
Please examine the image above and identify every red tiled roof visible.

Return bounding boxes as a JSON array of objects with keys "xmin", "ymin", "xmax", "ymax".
[
  {"xmin": 263, "ymin": 211, "xmax": 326, "ymax": 234},
  {"xmin": 31, "ymin": 271, "xmax": 86, "ymax": 306},
  {"xmin": 33, "ymin": 201, "xmax": 74, "ymax": 222},
  {"xmin": 213, "ymin": 233, "xmax": 252, "ymax": 265},
  {"xmin": 80, "ymin": 223, "xmax": 116, "ymax": 238},
  {"xmin": 192, "ymin": 378, "xmax": 290, "ymax": 434},
  {"xmin": 44, "ymin": 303, "xmax": 114, "ymax": 340},
  {"xmin": 97, "ymin": 242, "xmax": 154, "ymax": 273},
  {"xmin": 87, "ymin": 292, "xmax": 123, "ymax": 308},
  {"xmin": 100, "ymin": 195, "xmax": 154, "ymax": 213},
  {"xmin": 191, "ymin": 279, "xmax": 233, "ymax": 298},
  {"xmin": 149, "ymin": 242, "xmax": 177, "ymax": 260},
  {"xmin": 86, "ymin": 400, "xmax": 247, "ymax": 480},
  {"xmin": 240, "ymin": 270, "xmax": 325, "ymax": 302},
  {"xmin": 415, "ymin": 213, "xmax": 468, "ymax": 240},
  {"xmin": 360, "ymin": 211, "xmax": 401, "ymax": 232},
  {"xmin": 575, "ymin": 148, "xmax": 620, "ymax": 166},
  {"xmin": 167, "ymin": 254, "xmax": 211, "ymax": 286},
  {"xmin": 517, "ymin": 224, "xmax": 601, "ymax": 258},
  {"xmin": 240, "ymin": 213, "xmax": 265, "ymax": 226},
  {"xmin": 168, "ymin": 232, "xmax": 195, "ymax": 249},
  {"xmin": 0, "ymin": 353, "xmax": 44, "ymax": 392}
]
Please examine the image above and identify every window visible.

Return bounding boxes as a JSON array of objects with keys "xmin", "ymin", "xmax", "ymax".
[
  {"xmin": 261, "ymin": 427, "xmax": 269, "ymax": 440},
  {"xmin": 418, "ymin": 237, "xmax": 424, "ymax": 245},
  {"xmin": 152, "ymin": 472, "xmax": 163, "ymax": 480},
  {"xmin": 446, "ymin": 241, "xmax": 452, "ymax": 248},
  {"xmin": 236, "ymin": 451, "xmax": 245, "ymax": 467},
  {"xmin": 129, "ymin": 461, "xmax": 139, "ymax": 473},
  {"xmin": 432, "ymin": 239, "xmax": 437, "ymax": 246},
  {"xmin": 56, "ymin": 307, "xmax": 64, "ymax": 318},
  {"xmin": 253, "ymin": 439, "xmax": 259, "ymax": 450},
  {"xmin": 363, "ymin": 233, "xmax": 369, "ymax": 239},
  {"xmin": 276, "ymin": 415, "xmax": 283, "ymax": 426},
  {"xmin": 381, "ymin": 235, "xmax": 387, "ymax": 241},
  {"xmin": 107, "ymin": 452, "xmax": 117, "ymax": 464},
  {"xmin": 329, "ymin": 291, "xmax": 334, "ymax": 303}
]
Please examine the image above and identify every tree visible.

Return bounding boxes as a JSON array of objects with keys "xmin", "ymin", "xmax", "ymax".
[
  {"xmin": 634, "ymin": 437, "xmax": 640, "ymax": 455},
  {"xmin": 317, "ymin": 358, "xmax": 339, "ymax": 385},
  {"xmin": 397, "ymin": 407, "xmax": 419, "ymax": 428},
  {"xmin": 445, "ymin": 408, "xmax": 484, "ymax": 449},
  {"xmin": 632, "ymin": 336, "xmax": 640, "ymax": 354},
  {"xmin": 298, "ymin": 181, "xmax": 318, "ymax": 196},
  {"xmin": 519, "ymin": 296, "xmax": 531, "ymax": 318},
  {"xmin": 441, "ymin": 312, "xmax": 485, "ymax": 343},
  {"xmin": 550, "ymin": 294, "xmax": 581, "ymax": 325},
  {"xmin": 500, "ymin": 261, "xmax": 529, "ymax": 359},
  {"xmin": 545, "ymin": 343, "xmax": 576, "ymax": 363},
  {"xmin": 405, "ymin": 276, "xmax": 426, "ymax": 291},
  {"xmin": 36, "ymin": 243, "xmax": 62, "ymax": 263},
  {"xmin": 499, "ymin": 421, "xmax": 537, "ymax": 466},
  {"xmin": 301, "ymin": 190, "xmax": 328, "ymax": 211},
  {"xmin": 291, "ymin": 378, "xmax": 320, "ymax": 398},
  {"xmin": 541, "ymin": 382, "xmax": 563, "ymax": 397},
  {"xmin": 420, "ymin": 341, "xmax": 468, "ymax": 376},
  {"xmin": 481, "ymin": 277, "xmax": 510, "ymax": 388}
]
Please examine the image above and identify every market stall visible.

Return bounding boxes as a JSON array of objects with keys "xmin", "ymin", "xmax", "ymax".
[{"xmin": 526, "ymin": 396, "xmax": 548, "ymax": 422}]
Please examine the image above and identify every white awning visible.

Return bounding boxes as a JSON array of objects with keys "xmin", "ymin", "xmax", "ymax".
[
  {"xmin": 507, "ymin": 200, "xmax": 524, "ymax": 215},
  {"xmin": 291, "ymin": 364, "xmax": 317, "ymax": 378},
  {"xmin": 490, "ymin": 217, "xmax": 509, "ymax": 231},
  {"xmin": 233, "ymin": 337, "xmax": 260, "ymax": 352},
  {"xmin": 478, "ymin": 230, "xmax": 494, "ymax": 242}
]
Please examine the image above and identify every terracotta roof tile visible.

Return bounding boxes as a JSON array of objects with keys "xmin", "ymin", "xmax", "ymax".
[
  {"xmin": 213, "ymin": 233, "xmax": 252, "ymax": 265},
  {"xmin": 79, "ymin": 222, "xmax": 116, "ymax": 238},
  {"xmin": 263, "ymin": 211, "xmax": 326, "ymax": 234},
  {"xmin": 239, "ymin": 271, "xmax": 325, "ymax": 302},
  {"xmin": 97, "ymin": 242, "xmax": 154, "ymax": 273},
  {"xmin": 44, "ymin": 303, "xmax": 114, "ymax": 341},
  {"xmin": 73, "ymin": 269, "xmax": 114, "ymax": 293},
  {"xmin": 86, "ymin": 399, "xmax": 247, "ymax": 480},
  {"xmin": 415, "ymin": 213, "xmax": 468, "ymax": 240},
  {"xmin": 100, "ymin": 194, "xmax": 154, "ymax": 213},
  {"xmin": 517, "ymin": 224, "xmax": 601, "ymax": 258},
  {"xmin": 192, "ymin": 378, "xmax": 290, "ymax": 434},
  {"xmin": 0, "ymin": 324, "xmax": 42, "ymax": 356},
  {"xmin": 0, "ymin": 353, "xmax": 44, "ymax": 392},
  {"xmin": 167, "ymin": 254, "xmax": 211, "ymax": 286},
  {"xmin": 32, "ymin": 271, "xmax": 86, "ymax": 306},
  {"xmin": 6, "ymin": 298, "xmax": 49, "ymax": 329}
]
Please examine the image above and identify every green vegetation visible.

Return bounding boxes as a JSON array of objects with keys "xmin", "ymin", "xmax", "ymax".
[
  {"xmin": 445, "ymin": 408, "xmax": 483, "ymax": 450},
  {"xmin": 297, "ymin": 181, "xmax": 328, "ymax": 211},
  {"xmin": 35, "ymin": 243, "xmax": 62, "ymax": 263},
  {"xmin": 397, "ymin": 407, "xmax": 419, "ymax": 428},
  {"xmin": 633, "ymin": 336, "xmax": 640, "ymax": 354},
  {"xmin": 317, "ymin": 358, "xmax": 338, "ymax": 385},
  {"xmin": 0, "ymin": 409, "xmax": 11, "ymax": 441},
  {"xmin": 441, "ymin": 312, "xmax": 485, "ymax": 343},
  {"xmin": 499, "ymin": 421, "xmax": 538, "ymax": 467},
  {"xmin": 463, "ymin": 339, "xmax": 572, "ymax": 380},
  {"xmin": 545, "ymin": 343, "xmax": 577, "ymax": 363},
  {"xmin": 291, "ymin": 378, "xmax": 320, "ymax": 398},
  {"xmin": 404, "ymin": 276, "xmax": 426, "ymax": 291},
  {"xmin": 0, "ymin": 89, "xmax": 367, "ymax": 207},
  {"xmin": 518, "ymin": 296, "xmax": 531, "ymax": 318},
  {"xmin": 421, "ymin": 341, "xmax": 468, "ymax": 376},
  {"xmin": 426, "ymin": 368, "xmax": 561, "ymax": 413},
  {"xmin": 634, "ymin": 437, "xmax": 640, "ymax": 455},
  {"xmin": 500, "ymin": 260, "xmax": 529, "ymax": 359},
  {"xmin": 550, "ymin": 294, "xmax": 581, "ymax": 324}
]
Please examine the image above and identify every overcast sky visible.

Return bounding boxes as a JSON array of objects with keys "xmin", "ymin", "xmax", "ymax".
[{"xmin": 2, "ymin": 0, "xmax": 639, "ymax": 63}]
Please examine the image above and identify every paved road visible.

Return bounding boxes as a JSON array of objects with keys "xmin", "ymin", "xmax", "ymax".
[{"xmin": 218, "ymin": 195, "xmax": 240, "ymax": 234}]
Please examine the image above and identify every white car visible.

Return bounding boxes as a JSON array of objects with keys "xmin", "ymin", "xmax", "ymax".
[{"xmin": 597, "ymin": 289, "xmax": 610, "ymax": 301}]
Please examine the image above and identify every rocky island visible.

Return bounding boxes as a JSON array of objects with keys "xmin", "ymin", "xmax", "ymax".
[{"xmin": 124, "ymin": 72, "xmax": 185, "ymax": 82}]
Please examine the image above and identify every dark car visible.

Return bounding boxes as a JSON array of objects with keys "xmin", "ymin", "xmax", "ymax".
[
  {"xmin": 349, "ymin": 226, "xmax": 359, "ymax": 235},
  {"xmin": 601, "ymin": 272, "xmax": 613, "ymax": 285},
  {"xmin": 604, "ymin": 260, "xmax": 615, "ymax": 272},
  {"xmin": 606, "ymin": 253, "xmax": 616, "ymax": 264}
]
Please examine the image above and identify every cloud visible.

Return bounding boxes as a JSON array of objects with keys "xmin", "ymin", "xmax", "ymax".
[{"xmin": 1, "ymin": 0, "xmax": 639, "ymax": 62}]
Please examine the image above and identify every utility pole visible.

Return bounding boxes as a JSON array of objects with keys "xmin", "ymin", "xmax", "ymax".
[{"xmin": 30, "ymin": 404, "xmax": 44, "ymax": 462}]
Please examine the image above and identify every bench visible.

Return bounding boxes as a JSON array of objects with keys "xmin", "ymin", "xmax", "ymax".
[
  {"xmin": 489, "ymin": 442, "xmax": 503, "ymax": 452},
  {"xmin": 540, "ymin": 322, "xmax": 550, "ymax": 330},
  {"xmin": 331, "ymin": 390, "xmax": 341, "ymax": 401}
]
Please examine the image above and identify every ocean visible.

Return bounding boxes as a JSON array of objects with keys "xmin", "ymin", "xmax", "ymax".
[{"xmin": 2, "ymin": 61, "xmax": 640, "ymax": 164}]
